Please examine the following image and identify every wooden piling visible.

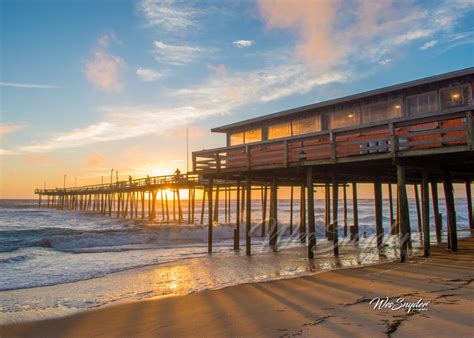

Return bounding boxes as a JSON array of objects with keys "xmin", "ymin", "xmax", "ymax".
[
  {"xmin": 270, "ymin": 178, "xmax": 278, "ymax": 252},
  {"xmin": 351, "ymin": 182, "xmax": 359, "ymax": 242},
  {"xmin": 246, "ymin": 178, "xmax": 251, "ymax": 256},
  {"xmin": 261, "ymin": 185, "xmax": 267, "ymax": 237},
  {"xmin": 431, "ymin": 182, "xmax": 442, "ymax": 243},
  {"xmin": 289, "ymin": 186, "xmax": 294, "ymax": 235},
  {"xmin": 213, "ymin": 186, "xmax": 219, "ymax": 223},
  {"xmin": 374, "ymin": 180, "xmax": 383, "ymax": 249},
  {"xmin": 397, "ymin": 165, "xmax": 410, "ymax": 263},
  {"xmin": 414, "ymin": 184, "xmax": 422, "ymax": 235},
  {"xmin": 234, "ymin": 180, "xmax": 240, "ymax": 250},
  {"xmin": 208, "ymin": 178, "xmax": 214, "ymax": 253},
  {"xmin": 299, "ymin": 184, "xmax": 306, "ymax": 243},
  {"xmin": 177, "ymin": 188, "xmax": 183, "ymax": 224},
  {"xmin": 466, "ymin": 180, "xmax": 473, "ymax": 230},
  {"xmin": 325, "ymin": 183, "xmax": 332, "ymax": 240},
  {"xmin": 343, "ymin": 184, "xmax": 347, "ymax": 238},
  {"xmin": 388, "ymin": 184, "xmax": 395, "ymax": 234},
  {"xmin": 332, "ymin": 179, "xmax": 339, "ymax": 256},
  {"xmin": 443, "ymin": 170, "xmax": 457, "ymax": 251},
  {"xmin": 307, "ymin": 167, "xmax": 316, "ymax": 259},
  {"xmin": 422, "ymin": 170, "xmax": 430, "ymax": 257},
  {"xmin": 200, "ymin": 188, "xmax": 206, "ymax": 225}
]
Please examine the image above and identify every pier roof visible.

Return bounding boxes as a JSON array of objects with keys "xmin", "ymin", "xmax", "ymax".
[{"xmin": 211, "ymin": 67, "xmax": 474, "ymax": 133}]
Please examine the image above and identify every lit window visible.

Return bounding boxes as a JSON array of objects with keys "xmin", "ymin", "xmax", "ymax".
[
  {"xmin": 361, "ymin": 99, "xmax": 403, "ymax": 123},
  {"xmin": 268, "ymin": 122, "xmax": 291, "ymax": 139},
  {"xmin": 407, "ymin": 92, "xmax": 439, "ymax": 115},
  {"xmin": 244, "ymin": 129, "xmax": 262, "ymax": 143},
  {"xmin": 440, "ymin": 86, "xmax": 470, "ymax": 109},
  {"xmin": 292, "ymin": 116, "xmax": 321, "ymax": 135},
  {"xmin": 230, "ymin": 132, "xmax": 244, "ymax": 146},
  {"xmin": 328, "ymin": 108, "xmax": 361, "ymax": 129}
]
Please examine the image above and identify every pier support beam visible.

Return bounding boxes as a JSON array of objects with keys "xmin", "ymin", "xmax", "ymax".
[
  {"xmin": 466, "ymin": 180, "xmax": 473, "ymax": 230},
  {"xmin": 261, "ymin": 185, "xmax": 267, "ymax": 237},
  {"xmin": 234, "ymin": 180, "xmax": 240, "ymax": 250},
  {"xmin": 307, "ymin": 167, "xmax": 316, "ymax": 259},
  {"xmin": 289, "ymin": 186, "xmax": 294, "ymax": 235},
  {"xmin": 351, "ymin": 183, "xmax": 359, "ymax": 243},
  {"xmin": 332, "ymin": 179, "xmax": 339, "ymax": 256},
  {"xmin": 325, "ymin": 183, "xmax": 332, "ymax": 241},
  {"xmin": 343, "ymin": 184, "xmax": 348, "ymax": 238},
  {"xmin": 397, "ymin": 165, "xmax": 410, "ymax": 263},
  {"xmin": 246, "ymin": 178, "xmax": 251, "ymax": 256},
  {"xmin": 443, "ymin": 170, "xmax": 457, "ymax": 251},
  {"xmin": 270, "ymin": 178, "xmax": 278, "ymax": 252},
  {"xmin": 208, "ymin": 178, "xmax": 213, "ymax": 253},
  {"xmin": 388, "ymin": 184, "xmax": 396, "ymax": 235},
  {"xmin": 431, "ymin": 182, "xmax": 442, "ymax": 244},
  {"xmin": 374, "ymin": 180, "xmax": 383, "ymax": 249},
  {"xmin": 422, "ymin": 170, "xmax": 430, "ymax": 257},
  {"xmin": 299, "ymin": 184, "xmax": 306, "ymax": 243},
  {"xmin": 414, "ymin": 184, "xmax": 422, "ymax": 235}
]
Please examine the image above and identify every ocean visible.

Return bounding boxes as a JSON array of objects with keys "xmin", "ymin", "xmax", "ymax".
[{"xmin": 0, "ymin": 198, "xmax": 471, "ymax": 324}]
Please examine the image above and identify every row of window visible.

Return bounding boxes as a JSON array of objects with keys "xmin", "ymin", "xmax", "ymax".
[{"xmin": 229, "ymin": 84, "xmax": 472, "ymax": 146}]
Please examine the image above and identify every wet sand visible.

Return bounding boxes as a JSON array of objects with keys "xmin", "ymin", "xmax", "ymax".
[{"xmin": 1, "ymin": 237, "xmax": 473, "ymax": 337}]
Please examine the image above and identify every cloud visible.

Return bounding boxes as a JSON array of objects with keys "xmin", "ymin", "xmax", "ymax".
[
  {"xmin": 0, "ymin": 149, "xmax": 17, "ymax": 155},
  {"xmin": 136, "ymin": 67, "xmax": 164, "ymax": 81},
  {"xmin": 153, "ymin": 40, "xmax": 203, "ymax": 65},
  {"xmin": 0, "ymin": 82, "xmax": 60, "ymax": 89},
  {"xmin": 232, "ymin": 40, "xmax": 253, "ymax": 48},
  {"xmin": 0, "ymin": 123, "xmax": 25, "ymax": 136},
  {"xmin": 256, "ymin": 0, "xmax": 474, "ymax": 71},
  {"xmin": 138, "ymin": 0, "xmax": 197, "ymax": 32},
  {"xmin": 84, "ymin": 33, "xmax": 126, "ymax": 92},
  {"xmin": 420, "ymin": 40, "xmax": 438, "ymax": 50}
]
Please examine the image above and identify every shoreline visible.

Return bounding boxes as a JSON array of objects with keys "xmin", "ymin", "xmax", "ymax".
[{"xmin": 1, "ymin": 237, "xmax": 473, "ymax": 337}]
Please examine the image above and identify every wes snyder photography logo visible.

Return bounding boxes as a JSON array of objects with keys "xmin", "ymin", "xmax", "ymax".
[{"xmin": 370, "ymin": 297, "xmax": 430, "ymax": 313}]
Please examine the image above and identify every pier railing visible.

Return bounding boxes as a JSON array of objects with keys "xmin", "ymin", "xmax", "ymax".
[
  {"xmin": 35, "ymin": 173, "xmax": 202, "ymax": 195},
  {"xmin": 193, "ymin": 108, "xmax": 473, "ymax": 173}
]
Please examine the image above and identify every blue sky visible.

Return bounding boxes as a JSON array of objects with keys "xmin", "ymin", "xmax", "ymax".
[{"xmin": 1, "ymin": 0, "xmax": 473, "ymax": 197}]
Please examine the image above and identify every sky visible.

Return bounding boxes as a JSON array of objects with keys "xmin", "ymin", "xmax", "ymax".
[{"xmin": 1, "ymin": 0, "xmax": 473, "ymax": 199}]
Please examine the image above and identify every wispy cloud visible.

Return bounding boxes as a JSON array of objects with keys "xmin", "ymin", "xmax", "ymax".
[
  {"xmin": 138, "ymin": 0, "xmax": 197, "ymax": 32},
  {"xmin": 0, "ymin": 149, "xmax": 17, "ymax": 155},
  {"xmin": 136, "ymin": 67, "xmax": 165, "ymax": 81},
  {"xmin": 84, "ymin": 32, "xmax": 126, "ymax": 92},
  {"xmin": 232, "ymin": 40, "xmax": 253, "ymax": 48},
  {"xmin": 420, "ymin": 40, "xmax": 438, "ymax": 50},
  {"xmin": 0, "ymin": 82, "xmax": 60, "ymax": 89},
  {"xmin": 257, "ymin": 0, "xmax": 474, "ymax": 70},
  {"xmin": 154, "ymin": 40, "xmax": 203, "ymax": 65},
  {"xmin": 0, "ymin": 123, "xmax": 26, "ymax": 136}
]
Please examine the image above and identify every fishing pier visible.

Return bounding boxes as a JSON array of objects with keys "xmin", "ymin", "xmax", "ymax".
[{"xmin": 35, "ymin": 68, "xmax": 474, "ymax": 262}]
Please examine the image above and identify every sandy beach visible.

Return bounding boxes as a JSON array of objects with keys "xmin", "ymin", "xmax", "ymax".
[{"xmin": 1, "ymin": 237, "xmax": 473, "ymax": 338}]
